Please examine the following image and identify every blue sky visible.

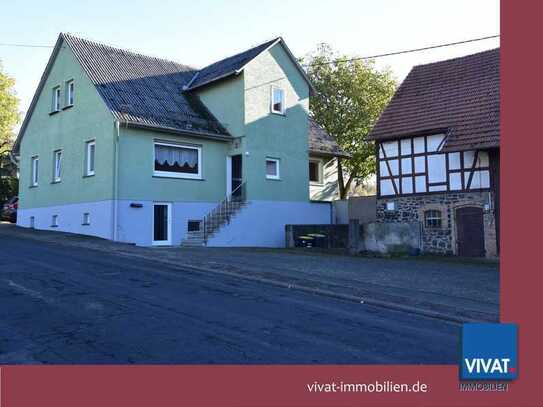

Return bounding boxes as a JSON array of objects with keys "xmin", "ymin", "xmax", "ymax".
[{"xmin": 1, "ymin": 0, "xmax": 499, "ymax": 121}]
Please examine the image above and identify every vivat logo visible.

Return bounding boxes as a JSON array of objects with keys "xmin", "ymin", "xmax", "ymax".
[{"xmin": 461, "ymin": 323, "xmax": 518, "ymax": 380}]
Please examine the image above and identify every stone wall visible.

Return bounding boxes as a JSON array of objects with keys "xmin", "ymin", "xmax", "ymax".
[{"xmin": 376, "ymin": 192, "xmax": 497, "ymax": 257}]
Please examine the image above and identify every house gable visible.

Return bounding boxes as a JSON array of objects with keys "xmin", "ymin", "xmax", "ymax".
[
  {"xmin": 186, "ymin": 37, "xmax": 315, "ymax": 95},
  {"xmin": 17, "ymin": 36, "xmax": 116, "ymax": 209},
  {"xmin": 240, "ymin": 42, "xmax": 311, "ymax": 202}
]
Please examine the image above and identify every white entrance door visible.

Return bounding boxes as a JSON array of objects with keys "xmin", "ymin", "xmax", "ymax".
[{"xmin": 152, "ymin": 202, "xmax": 172, "ymax": 246}]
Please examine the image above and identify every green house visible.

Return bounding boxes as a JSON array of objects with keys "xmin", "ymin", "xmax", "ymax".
[{"xmin": 13, "ymin": 33, "xmax": 345, "ymax": 246}]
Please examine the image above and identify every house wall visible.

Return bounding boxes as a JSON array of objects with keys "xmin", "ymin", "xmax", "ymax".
[
  {"xmin": 242, "ymin": 43, "xmax": 310, "ymax": 202},
  {"xmin": 117, "ymin": 127, "xmax": 229, "ymax": 202},
  {"xmin": 17, "ymin": 39, "xmax": 334, "ymax": 247},
  {"xmin": 113, "ymin": 127, "xmax": 232, "ymax": 245},
  {"xmin": 206, "ymin": 201, "xmax": 331, "ymax": 247},
  {"xmin": 17, "ymin": 40, "xmax": 116, "ymax": 237},
  {"xmin": 116, "ymin": 200, "xmax": 216, "ymax": 246},
  {"xmin": 309, "ymin": 157, "xmax": 338, "ymax": 201},
  {"xmin": 376, "ymin": 192, "xmax": 497, "ymax": 257},
  {"xmin": 197, "ymin": 75, "xmax": 245, "ymax": 140},
  {"xmin": 377, "ymin": 134, "xmax": 491, "ymax": 196},
  {"xmin": 17, "ymin": 200, "xmax": 114, "ymax": 240},
  {"xmin": 309, "ymin": 157, "xmax": 377, "ymax": 201}
]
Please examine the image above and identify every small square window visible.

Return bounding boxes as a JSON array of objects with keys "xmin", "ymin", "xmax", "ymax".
[
  {"xmin": 82, "ymin": 213, "xmax": 90, "ymax": 225},
  {"xmin": 424, "ymin": 210, "xmax": 442, "ymax": 228},
  {"xmin": 51, "ymin": 215, "xmax": 59, "ymax": 227},
  {"xmin": 271, "ymin": 87, "xmax": 285, "ymax": 114},
  {"xmin": 187, "ymin": 220, "xmax": 201, "ymax": 232},
  {"xmin": 266, "ymin": 158, "xmax": 280, "ymax": 179},
  {"xmin": 52, "ymin": 86, "xmax": 61, "ymax": 112}
]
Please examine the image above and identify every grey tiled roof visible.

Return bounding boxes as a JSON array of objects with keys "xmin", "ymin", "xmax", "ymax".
[
  {"xmin": 368, "ymin": 49, "xmax": 500, "ymax": 152},
  {"xmin": 186, "ymin": 38, "xmax": 280, "ymax": 91},
  {"xmin": 308, "ymin": 119, "xmax": 349, "ymax": 158},
  {"xmin": 15, "ymin": 33, "xmax": 342, "ymax": 158},
  {"xmin": 63, "ymin": 33, "xmax": 230, "ymax": 137}
]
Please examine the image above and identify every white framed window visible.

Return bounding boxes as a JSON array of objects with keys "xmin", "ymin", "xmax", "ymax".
[
  {"xmin": 309, "ymin": 159, "xmax": 323, "ymax": 184},
  {"xmin": 270, "ymin": 86, "xmax": 285, "ymax": 114},
  {"xmin": 65, "ymin": 80, "xmax": 74, "ymax": 106},
  {"xmin": 51, "ymin": 214, "xmax": 59, "ymax": 227},
  {"xmin": 82, "ymin": 213, "xmax": 90, "ymax": 225},
  {"xmin": 53, "ymin": 150, "xmax": 62, "ymax": 182},
  {"xmin": 31, "ymin": 156, "xmax": 39, "ymax": 186},
  {"xmin": 52, "ymin": 86, "xmax": 61, "ymax": 112},
  {"xmin": 85, "ymin": 140, "xmax": 96, "ymax": 176},
  {"xmin": 265, "ymin": 158, "xmax": 280, "ymax": 180},
  {"xmin": 154, "ymin": 141, "xmax": 202, "ymax": 179},
  {"xmin": 424, "ymin": 210, "xmax": 442, "ymax": 228}
]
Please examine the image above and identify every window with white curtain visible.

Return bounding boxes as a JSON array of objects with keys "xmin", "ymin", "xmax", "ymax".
[{"xmin": 154, "ymin": 142, "xmax": 202, "ymax": 179}]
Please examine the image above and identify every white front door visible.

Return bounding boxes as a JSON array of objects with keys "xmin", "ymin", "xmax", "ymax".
[{"xmin": 152, "ymin": 202, "xmax": 172, "ymax": 246}]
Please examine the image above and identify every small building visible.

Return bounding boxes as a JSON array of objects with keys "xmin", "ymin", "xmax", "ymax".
[
  {"xmin": 12, "ymin": 33, "xmax": 345, "ymax": 247},
  {"xmin": 367, "ymin": 49, "xmax": 500, "ymax": 257}
]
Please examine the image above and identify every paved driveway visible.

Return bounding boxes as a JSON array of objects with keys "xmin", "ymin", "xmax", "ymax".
[{"xmin": 0, "ymin": 224, "xmax": 466, "ymax": 364}]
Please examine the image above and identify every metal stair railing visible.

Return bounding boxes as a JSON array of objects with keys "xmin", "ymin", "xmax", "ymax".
[{"xmin": 203, "ymin": 182, "xmax": 246, "ymax": 243}]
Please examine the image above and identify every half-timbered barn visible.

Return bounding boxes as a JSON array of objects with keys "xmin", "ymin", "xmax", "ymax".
[{"xmin": 367, "ymin": 49, "xmax": 499, "ymax": 257}]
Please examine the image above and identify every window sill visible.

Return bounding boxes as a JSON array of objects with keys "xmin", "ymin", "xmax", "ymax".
[
  {"xmin": 49, "ymin": 110, "xmax": 60, "ymax": 116},
  {"xmin": 266, "ymin": 177, "xmax": 281, "ymax": 181},
  {"xmin": 271, "ymin": 110, "xmax": 286, "ymax": 116},
  {"xmin": 29, "ymin": 185, "xmax": 38, "ymax": 189},
  {"xmin": 310, "ymin": 181, "xmax": 324, "ymax": 186},
  {"xmin": 83, "ymin": 173, "xmax": 95, "ymax": 178},
  {"xmin": 62, "ymin": 104, "xmax": 74, "ymax": 111},
  {"xmin": 153, "ymin": 172, "xmax": 203, "ymax": 181},
  {"xmin": 50, "ymin": 225, "xmax": 58, "ymax": 228},
  {"xmin": 51, "ymin": 180, "xmax": 61, "ymax": 184},
  {"xmin": 82, "ymin": 223, "xmax": 90, "ymax": 226}
]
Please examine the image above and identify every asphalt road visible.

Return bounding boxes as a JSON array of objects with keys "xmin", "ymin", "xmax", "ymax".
[{"xmin": 0, "ymin": 233, "xmax": 460, "ymax": 364}]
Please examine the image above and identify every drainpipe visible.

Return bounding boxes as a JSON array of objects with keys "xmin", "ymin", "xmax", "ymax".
[{"xmin": 112, "ymin": 120, "xmax": 120, "ymax": 241}]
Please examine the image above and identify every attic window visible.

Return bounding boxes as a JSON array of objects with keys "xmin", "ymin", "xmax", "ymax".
[
  {"xmin": 271, "ymin": 86, "xmax": 285, "ymax": 114},
  {"xmin": 65, "ymin": 80, "xmax": 74, "ymax": 106},
  {"xmin": 52, "ymin": 86, "xmax": 61, "ymax": 112}
]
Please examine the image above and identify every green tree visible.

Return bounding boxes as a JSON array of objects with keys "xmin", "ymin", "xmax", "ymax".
[
  {"xmin": 0, "ymin": 60, "xmax": 19, "ymax": 202},
  {"xmin": 303, "ymin": 44, "xmax": 396, "ymax": 199},
  {"xmin": 0, "ymin": 61, "xmax": 19, "ymax": 154}
]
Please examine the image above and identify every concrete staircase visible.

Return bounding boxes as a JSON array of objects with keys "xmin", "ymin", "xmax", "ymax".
[
  {"xmin": 180, "ymin": 230, "xmax": 206, "ymax": 247},
  {"xmin": 181, "ymin": 183, "xmax": 246, "ymax": 247}
]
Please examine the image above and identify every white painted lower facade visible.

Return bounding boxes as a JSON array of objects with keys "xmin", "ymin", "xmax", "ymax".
[
  {"xmin": 17, "ymin": 200, "xmax": 115, "ymax": 240},
  {"xmin": 17, "ymin": 199, "xmax": 332, "ymax": 248},
  {"xmin": 207, "ymin": 200, "xmax": 331, "ymax": 247}
]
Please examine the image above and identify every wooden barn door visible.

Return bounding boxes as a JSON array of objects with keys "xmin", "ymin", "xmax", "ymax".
[{"xmin": 456, "ymin": 207, "xmax": 485, "ymax": 257}]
